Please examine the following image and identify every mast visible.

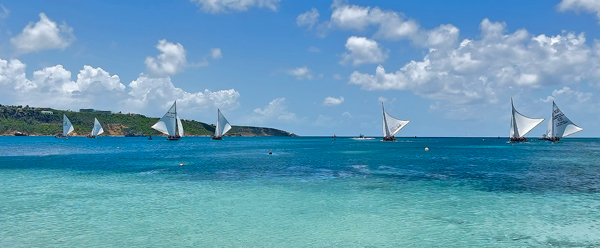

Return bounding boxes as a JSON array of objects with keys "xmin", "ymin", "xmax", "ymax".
[
  {"xmin": 174, "ymin": 101, "xmax": 178, "ymax": 136},
  {"xmin": 216, "ymin": 109, "xmax": 221, "ymax": 137},
  {"xmin": 551, "ymin": 101, "xmax": 555, "ymax": 139},
  {"xmin": 511, "ymin": 98, "xmax": 518, "ymax": 138}
]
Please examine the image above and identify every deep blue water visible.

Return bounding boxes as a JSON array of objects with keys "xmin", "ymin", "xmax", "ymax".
[{"xmin": 1, "ymin": 136, "xmax": 599, "ymax": 247}]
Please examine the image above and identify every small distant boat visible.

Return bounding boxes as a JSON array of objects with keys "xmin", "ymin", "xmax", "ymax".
[
  {"xmin": 540, "ymin": 101, "xmax": 583, "ymax": 142},
  {"xmin": 14, "ymin": 131, "xmax": 28, "ymax": 136},
  {"xmin": 212, "ymin": 109, "xmax": 231, "ymax": 140},
  {"xmin": 87, "ymin": 118, "xmax": 104, "ymax": 138},
  {"xmin": 151, "ymin": 101, "xmax": 184, "ymax": 141},
  {"xmin": 56, "ymin": 114, "xmax": 74, "ymax": 138},
  {"xmin": 381, "ymin": 103, "xmax": 410, "ymax": 141},
  {"xmin": 509, "ymin": 98, "xmax": 544, "ymax": 142},
  {"xmin": 350, "ymin": 134, "xmax": 375, "ymax": 140}
]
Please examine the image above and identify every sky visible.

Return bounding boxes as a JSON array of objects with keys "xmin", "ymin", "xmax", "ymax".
[{"xmin": 0, "ymin": 0, "xmax": 599, "ymax": 137}]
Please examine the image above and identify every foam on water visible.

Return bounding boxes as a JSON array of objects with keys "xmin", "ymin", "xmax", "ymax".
[{"xmin": 0, "ymin": 137, "xmax": 599, "ymax": 247}]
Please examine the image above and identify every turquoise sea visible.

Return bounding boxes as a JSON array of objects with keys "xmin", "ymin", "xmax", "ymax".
[{"xmin": 0, "ymin": 136, "xmax": 599, "ymax": 247}]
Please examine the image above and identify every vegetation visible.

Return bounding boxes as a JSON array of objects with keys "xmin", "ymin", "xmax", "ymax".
[{"xmin": 0, "ymin": 105, "xmax": 296, "ymax": 137}]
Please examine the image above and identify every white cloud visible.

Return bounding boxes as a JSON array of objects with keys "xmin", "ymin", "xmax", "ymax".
[
  {"xmin": 190, "ymin": 0, "xmax": 280, "ymax": 13},
  {"xmin": 349, "ymin": 19, "xmax": 599, "ymax": 109},
  {"xmin": 0, "ymin": 5, "xmax": 9, "ymax": 19},
  {"xmin": 297, "ymin": 8, "xmax": 320, "ymax": 30},
  {"xmin": 10, "ymin": 13, "xmax": 75, "ymax": 54},
  {"xmin": 145, "ymin": 40, "xmax": 187, "ymax": 75},
  {"xmin": 249, "ymin": 97, "xmax": 296, "ymax": 123},
  {"xmin": 558, "ymin": 0, "xmax": 600, "ymax": 23},
  {"xmin": 341, "ymin": 36, "xmax": 388, "ymax": 66},
  {"xmin": 124, "ymin": 74, "xmax": 240, "ymax": 114},
  {"xmin": 342, "ymin": 111, "xmax": 352, "ymax": 118},
  {"xmin": 319, "ymin": 2, "xmax": 459, "ymax": 48},
  {"xmin": 287, "ymin": 66, "xmax": 313, "ymax": 80},
  {"xmin": 540, "ymin": 86, "xmax": 592, "ymax": 104},
  {"xmin": 323, "ymin": 96, "xmax": 344, "ymax": 106},
  {"xmin": 0, "ymin": 58, "xmax": 240, "ymax": 117},
  {"xmin": 211, "ymin": 48, "xmax": 222, "ymax": 59},
  {"xmin": 308, "ymin": 46, "xmax": 320, "ymax": 53}
]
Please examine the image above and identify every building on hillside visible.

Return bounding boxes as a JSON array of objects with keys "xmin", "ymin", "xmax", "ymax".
[
  {"xmin": 79, "ymin": 109, "xmax": 112, "ymax": 114},
  {"xmin": 41, "ymin": 111, "xmax": 53, "ymax": 115}
]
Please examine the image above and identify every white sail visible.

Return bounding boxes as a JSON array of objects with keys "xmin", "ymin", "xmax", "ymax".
[
  {"xmin": 63, "ymin": 114, "xmax": 74, "ymax": 136},
  {"xmin": 151, "ymin": 101, "xmax": 178, "ymax": 136},
  {"xmin": 552, "ymin": 101, "xmax": 583, "ymax": 138},
  {"xmin": 545, "ymin": 118, "xmax": 552, "ymax": 138},
  {"xmin": 91, "ymin": 118, "xmax": 104, "ymax": 136},
  {"xmin": 176, "ymin": 116, "xmax": 184, "ymax": 137},
  {"xmin": 382, "ymin": 104, "xmax": 410, "ymax": 138},
  {"xmin": 214, "ymin": 109, "xmax": 232, "ymax": 138},
  {"xmin": 510, "ymin": 99, "xmax": 544, "ymax": 138}
]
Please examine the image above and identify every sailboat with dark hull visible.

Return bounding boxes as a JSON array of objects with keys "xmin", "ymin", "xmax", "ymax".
[
  {"xmin": 540, "ymin": 101, "xmax": 583, "ymax": 142},
  {"xmin": 381, "ymin": 103, "xmax": 410, "ymax": 141},
  {"xmin": 151, "ymin": 101, "xmax": 184, "ymax": 141},
  {"xmin": 509, "ymin": 98, "xmax": 544, "ymax": 142},
  {"xmin": 212, "ymin": 109, "xmax": 231, "ymax": 140}
]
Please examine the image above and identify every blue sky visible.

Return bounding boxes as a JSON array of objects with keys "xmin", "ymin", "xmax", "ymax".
[{"xmin": 1, "ymin": 0, "xmax": 599, "ymax": 137}]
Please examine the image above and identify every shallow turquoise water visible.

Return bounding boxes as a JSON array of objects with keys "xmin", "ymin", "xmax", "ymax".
[{"xmin": 0, "ymin": 137, "xmax": 599, "ymax": 247}]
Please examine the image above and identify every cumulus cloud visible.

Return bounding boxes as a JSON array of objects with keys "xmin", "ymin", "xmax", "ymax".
[
  {"xmin": 248, "ymin": 98, "xmax": 296, "ymax": 123},
  {"xmin": 0, "ymin": 58, "xmax": 240, "ymax": 117},
  {"xmin": 190, "ymin": 0, "xmax": 280, "ymax": 13},
  {"xmin": 323, "ymin": 96, "xmax": 345, "ymax": 106},
  {"xmin": 310, "ymin": 1, "xmax": 458, "ymax": 48},
  {"xmin": 540, "ymin": 86, "xmax": 592, "ymax": 104},
  {"xmin": 124, "ymin": 74, "xmax": 240, "ymax": 114},
  {"xmin": 341, "ymin": 36, "xmax": 388, "ymax": 66},
  {"xmin": 287, "ymin": 66, "xmax": 314, "ymax": 80},
  {"xmin": 211, "ymin": 48, "xmax": 223, "ymax": 59},
  {"xmin": 297, "ymin": 8, "xmax": 320, "ymax": 29},
  {"xmin": 350, "ymin": 19, "xmax": 599, "ymax": 109},
  {"xmin": 558, "ymin": 0, "xmax": 600, "ymax": 22},
  {"xmin": 10, "ymin": 13, "xmax": 75, "ymax": 54},
  {"xmin": 145, "ymin": 40, "xmax": 187, "ymax": 75}
]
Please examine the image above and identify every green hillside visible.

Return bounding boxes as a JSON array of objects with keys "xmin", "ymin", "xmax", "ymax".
[{"xmin": 0, "ymin": 105, "xmax": 296, "ymax": 137}]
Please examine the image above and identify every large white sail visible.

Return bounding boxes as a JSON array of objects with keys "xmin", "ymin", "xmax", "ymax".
[
  {"xmin": 91, "ymin": 118, "xmax": 104, "ymax": 136},
  {"xmin": 214, "ymin": 109, "xmax": 232, "ymax": 138},
  {"xmin": 151, "ymin": 101, "xmax": 178, "ymax": 136},
  {"xmin": 510, "ymin": 99, "xmax": 544, "ymax": 138},
  {"xmin": 63, "ymin": 114, "xmax": 74, "ymax": 136},
  {"xmin": 382, "ymin": 104, "xmax": 410, "ymax": 138},
  {"xmin": 551, "ymin": 101, "xmax": 583, "ymax": 138},
  {"xmin": 176, "ymin": 116, "xmax": 184, "ymax": 137}
]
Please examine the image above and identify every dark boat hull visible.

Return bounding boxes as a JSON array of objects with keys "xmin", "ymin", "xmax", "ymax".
[
  {"xmin": 382, "ymin": 136, "xmax": 396, "ymax": 141},
  {"xmin": 509, "ymin": 137, "xmax": 527, "ymax": 142},
  {"xmin": 211, "ymin": 136, "xmax": 223, "ymax": 140},
  {"xmin": 167, "ymin": 136, "xmax": 181, "ymax": 141}
]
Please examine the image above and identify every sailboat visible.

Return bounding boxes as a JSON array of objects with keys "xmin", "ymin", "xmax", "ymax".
[
  {"xmin": 509, "ymin": 98, "xmax": 544, "ymax": 142},
  {"xmin": 381, "ymin": 103, "xmax": 410, "ymax": 141},
  {"xmin": 540, "ymin": 101, "xmax": 583, "ymax": 142},
  {"xmin": 212, "ymin": 109, "xmax": 231, "ymax": 140},
  {"xmin": 87, "ymin": 118, "xmax": 104, "ymax": 138},
  {"xmin": 151, "ymin": 101, "xmax": 184, "ymax": 140},
  {"xmin": 57, "ymin": 114, "xmax": 74, "ymax": 138}
]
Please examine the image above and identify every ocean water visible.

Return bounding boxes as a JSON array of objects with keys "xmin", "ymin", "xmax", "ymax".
[{"xmin": 0, "ymin": 136, "xmax": 599, "ymax": 247}]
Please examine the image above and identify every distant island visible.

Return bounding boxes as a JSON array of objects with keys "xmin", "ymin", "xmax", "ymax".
[{"xmin": 0, "ymin": 105, "xmax": 296, "ymax": 137}]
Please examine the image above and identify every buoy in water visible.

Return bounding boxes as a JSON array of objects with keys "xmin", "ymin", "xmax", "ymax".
[
  {"xmin": 179, "ymin": 163, "xmax": 184, "ymax": 166},
  {"xmin": 269, "ymin": 151, "xmax": 272, "ymax": 155},
  {"xmin": 424, "ymin": 147, "xmax": 429, "ymax": 151}
]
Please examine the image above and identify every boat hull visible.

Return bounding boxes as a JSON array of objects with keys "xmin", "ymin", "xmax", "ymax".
[
  {"xmin": 382, "ymin": 136, "xmax": 396, "ymax": 141},
  {"xmin": 167, "ymin": 136, "xmax": 181, "ymax": 141},
  {"xmin": 509, "ymin": 137, "xmax": 527, "ymax": 142},
  {"xmin": 211, "ymin": 136, "xmax": 223, "ymax": 140}
]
